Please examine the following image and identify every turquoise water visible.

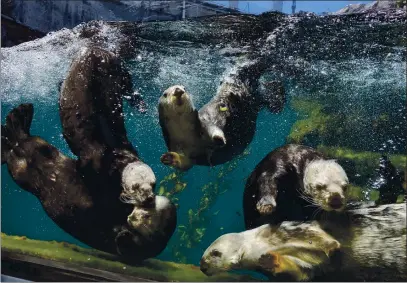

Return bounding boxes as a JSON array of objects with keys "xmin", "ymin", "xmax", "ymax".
[{"xmin": 1, "ymin": 14, "xmax": 406, "ymax": 268}]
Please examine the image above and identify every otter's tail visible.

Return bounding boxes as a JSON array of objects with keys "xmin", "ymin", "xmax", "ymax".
[
  {"xmin": 260, "ymin": 80, "xmax": 286, "ymax": 114},
  {"xmin": 1, "ymin": 103, "xmax": 34, "ymax": 164}
]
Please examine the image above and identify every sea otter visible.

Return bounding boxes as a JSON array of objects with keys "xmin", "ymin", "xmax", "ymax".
[
  {"xmin": 1, "ymin": 104, "xmax": 176, "ymax": 261},
  {"xmin": 201, "ymin": 202, "xmax": 407, "ymax": 281},
  {"xmin": 59, "ymin": 46, "xmax": 155, "ymax": 206},
  {"xmin": 158, "ymin": 85, "xmax": 207, "ymax": 171},
  {"xmin": 200, "ymin": 221, "xmax": 341, "ymax": 281},
  {"xmin": 117, "ymin": 195, "xmax": 177, "ymax": 259},
  {"xmin": 158, "ymin": 60, "xmax": 286, "ymax": 171},
  {"xmin": 243, "ymin": 144, "xmax": 349, "ymax": 229}
]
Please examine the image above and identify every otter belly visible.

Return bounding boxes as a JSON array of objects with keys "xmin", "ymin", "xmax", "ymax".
[{"xmin": 166, "ymin": 114, "xmax": 203, "ymax": 156}]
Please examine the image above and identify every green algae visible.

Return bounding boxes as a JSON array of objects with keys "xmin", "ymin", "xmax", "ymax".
[
  {"xmin": 1, "ymin": 233, "xmax": 258, "ymax": 282},
  {"xmin": 317, "ymin": 146, "xmax": 406, "ymax": 171},
  {"xmin": 287, "ymin": 99, "xmax": 332, "ymax": 144},
  {"xmin": 287, "ymin": 97, "xmax": 406, "ymax": 157},
  {"xmin": 160, "ymin": 149, "xmax": 251, "ymax": 263},
  {"xmin": 158, "ymin": 171, "xmax": 187, "ymax": 209}
]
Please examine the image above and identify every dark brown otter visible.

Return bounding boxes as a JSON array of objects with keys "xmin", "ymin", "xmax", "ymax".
[
  {"xmin": 244, "ymin": 144, "xmax": 349, "ymax": 230},
  {"xmin": 59, "ymin": 46, "xmax": 155, "ymax": 207}
]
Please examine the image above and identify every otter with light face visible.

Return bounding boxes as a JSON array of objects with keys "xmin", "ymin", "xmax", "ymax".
[
  {"xmin": 115, "ymin": 195, "xmax": 177, "ymax": 261},
  {"xmin": 59, "ymin": 46, "xmax": 156, "ymax": 207},
  {"xmin": 200, "ymin": 221, "xmax": 340, "ymax": 281},
  {"xmin": 158, "ymin": 85, "xmax": 206, "ymax": 171},
  {"xmin": 243, "ymin": 144, "xmax": 349, "ymax": 229},
  {"xmin": 202, "ymin": 203, "xmax": 407, "ymax": 281},
  {"xmin": 126, "ymin": 195, "xmax": 176, "ymax": 238},
  {"xmin": 158, "ymin": 60, "xmax": 286, "ymax": 171}
]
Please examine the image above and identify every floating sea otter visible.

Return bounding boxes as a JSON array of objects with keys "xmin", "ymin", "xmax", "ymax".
[
  {"xmin": 58, "ymin": 46, "xmax": 177, "ymax": 259},
  {"xmin": 158, "ymin": 60, "xmax": 286, "ymax": 171},
  {"xmin": 200, "ymin": 221, "xmax": 341, "ymax": 281},
  {"xmin": 201, "ymin": 202, "xmax": 406, "ymax": 281},
  {"xmin": 59, "ymin": 46, "xmax": 155, "ymax": 207},
  {"xmin": 243, "ymin": 144, "xmax": 349, "ymax": 229}
]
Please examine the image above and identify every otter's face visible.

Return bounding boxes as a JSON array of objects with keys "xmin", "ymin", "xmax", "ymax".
[
  {"xmin": 159, "ymin": 85, "xmax": 194, "ymax": 114},
  {"xmin": 127, "ymin": 195, "xmax": 173, "ymax": 238},
  {"xmin": 304, "ymin": 160, "xmax": 349, "ymax": 212},
  {"xmin": 127, "ymin": 206, "xmax": 158, "ymax": 238},
  {"xmin": 200, "ymin": 234, "xmax": 243, "ymax": 276},
  {"xmin": 120, "ymin": 161, "xmax": 156, "ymax": 206}
]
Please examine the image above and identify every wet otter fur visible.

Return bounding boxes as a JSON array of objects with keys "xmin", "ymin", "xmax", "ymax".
[
  {"xmin": 201, "ymin": 221, "xmax": 341, "ymax": 281},
  {"xmin": 201, "ymin": 202, "xmax": 406, "ymax": 281},
  {"xmin": 244, "ymin": 144, "xmax": 349, "ymax": 230},
  {"xmin": 59, "ymin": 46, "xmax": 156, "ymax": 207},
  {"xmin": 159, "ymin": 60, "xmax": 286, "ymax": 171},
  {"xmin": 1, "ymin": 104, "xmax": 176, "ymax": 262}
]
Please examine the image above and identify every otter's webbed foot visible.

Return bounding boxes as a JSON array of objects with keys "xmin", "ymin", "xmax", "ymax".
[
  {"xmin": 256, "ymin": 195, "xmax": 277, "ymax": 215},
  {"xmin": 258, "ymin": 251, "xmax": 309, "ymax": 281},
  {"xmin": 258, "ymin": 238, "xmax": 341, "ymax": 282},
  {"xmin": 160, "ymin": 152, "xmax": 192, "ymax": 171},
  {"xmin": 258, "ymin": 251, "xmax": 281, "ymax": 272}
]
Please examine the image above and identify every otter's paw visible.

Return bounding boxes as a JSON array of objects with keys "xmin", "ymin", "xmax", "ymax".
[
  {"xmin": 256, "ymin": 196, "xmax": 277, "ymax": 215},
  {"xmin": 160, "ymin": 152, "xmax": 182, "ymax": 168},
  {"xmin": 259, "ymin": 251, "xmax": 310, "ymax": 281},
  {"xmin": 258, "ymin": 251, "xmax": 281, "ymax": 272}
]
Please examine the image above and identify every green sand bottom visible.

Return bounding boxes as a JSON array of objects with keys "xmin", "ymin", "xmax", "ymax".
[{"xmin": 1, "ymin": 233, "xmax": 259, "ymax": 282}]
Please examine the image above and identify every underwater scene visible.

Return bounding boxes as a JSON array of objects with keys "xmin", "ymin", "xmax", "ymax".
[{"xmin": 1, "ymin": 1, "xmax": 406, "ymax": 282}]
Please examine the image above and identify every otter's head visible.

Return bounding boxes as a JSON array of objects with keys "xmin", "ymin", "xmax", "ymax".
[
  {"xmin": 120, "ymin": 161, "xmax": 156, "ymax": 206},
  {"xmin": 159, "ymin": 85, "xmax": 194, "ymax": 114},
  {"xmin": 200, "ymin": 233, "xmax": 244, "ymax": 276},
  {"xmin": 127, "ymin": 195, "xmax": 176, "ymax": 239},
  {"xmin": 303, "ymin": 160, "xmax": 349, "ymax": 212}
]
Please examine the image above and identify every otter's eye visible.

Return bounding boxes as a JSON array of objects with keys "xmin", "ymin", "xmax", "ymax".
[
  {"xmin": 163, "ymin": 92, "xmax": 168, "ymax": 98},
  {"xmin": 210, "ymin": 249, "xmax": 222, "ymax": 257},
  {"xmin": 219, "ymin": 103, "xmax": 228, "ymax": 112}
]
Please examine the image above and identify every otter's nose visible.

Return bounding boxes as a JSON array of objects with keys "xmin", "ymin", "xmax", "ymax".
[
  {"xmin": 173, "ymin": 87, "xmax": 184, "ymax": 98},
  {"xmin": 328, "ymin": 193, "xmax": 344, "ymax": 210},
  {"xmin": 200, "ymin": 258, "xmax": 209, "ymax": 274},
  {"xmin": 127, "ymin": 214, "xmax": 135, "ymax": 224},
  {"xmin": 212, "ymin": 135, "xmax": 226, "ymax": 147},
  {"xmin": 142, "ymin": 196, "xmax": 155, "ymax": 207}
]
